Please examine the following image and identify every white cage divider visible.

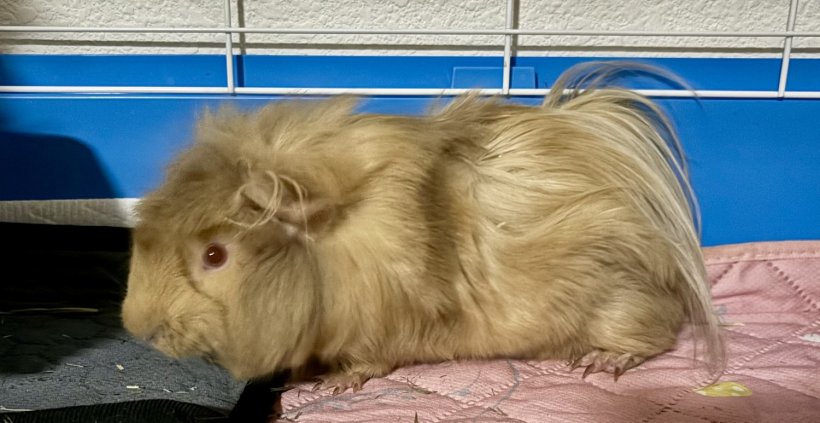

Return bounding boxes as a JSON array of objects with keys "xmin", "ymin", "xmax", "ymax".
[
  {"xmin": 0, "ymin": 0, "xmax": 817, "ymax": 99},
  {"xmin": 223, "ymin": 0, "xmax": 235, "ymax": 95},
  {"xmin": 777, "ymin": 0, "xmax": 801, "ymax": 98}
]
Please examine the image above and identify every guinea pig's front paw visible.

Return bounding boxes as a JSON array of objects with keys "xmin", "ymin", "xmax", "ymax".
[{"xmin": 312, "ymin": 372, "xmax": 369, "ymax": 395}]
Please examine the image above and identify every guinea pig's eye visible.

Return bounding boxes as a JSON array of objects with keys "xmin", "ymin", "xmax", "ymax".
[{"xmin": 203, "ymin": 243, "xmax": 228, "ymax": 269}]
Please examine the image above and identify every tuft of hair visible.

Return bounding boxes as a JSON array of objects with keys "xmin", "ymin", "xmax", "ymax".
[
  {"xmin": 545, "ymin": 61, "xmax": 725, "ymax": 373},
  {"xmin": 134, "ymin": 97, "xmax": 361, "ymax": 238}
]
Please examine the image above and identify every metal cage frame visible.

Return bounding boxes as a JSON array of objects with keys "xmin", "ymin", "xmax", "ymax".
[{"xmin": 0, "ymin": 0, "xmax": 817, "ymax": 98}]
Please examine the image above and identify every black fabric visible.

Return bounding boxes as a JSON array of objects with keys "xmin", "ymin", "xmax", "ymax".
[
  {"xmin": 0, "ymin": 399, "xmax": 228, "ymax": 423},
  {"xmin": 0, "ymin": 224, "xmax": 245, "ymax": 414},
  {"xmin": 229, "ymin": 373, "xmax": 291, "ymax": 422},
  {"xmin": 0, "ymin": 375, "xmax": 291, "ymax": 423}
]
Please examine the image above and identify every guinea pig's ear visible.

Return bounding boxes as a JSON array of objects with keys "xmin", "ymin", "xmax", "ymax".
[{"xmin": 229, "ymin": 160, "xmax": 335, "ymax": 239}]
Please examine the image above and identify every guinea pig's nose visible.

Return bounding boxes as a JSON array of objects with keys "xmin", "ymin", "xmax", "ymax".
[
  {"xmin": 127, "ymin": 318, "xmax": 163, "ymax": 343},
  {"xmin": 127, "ymin": 321, "xmax": 165, "ymax": 346},
  {"xmin": 144, "ymin": 329, "xmax": 161, "ymax": 345},
  {"xmin": 121, "ymin": 303, "xmax": 165, "ymax": 344}
]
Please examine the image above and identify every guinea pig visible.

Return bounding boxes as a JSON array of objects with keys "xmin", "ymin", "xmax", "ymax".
[{"xmin": 121, "ymin": 61, "xmax": 724, "ymax": 394}]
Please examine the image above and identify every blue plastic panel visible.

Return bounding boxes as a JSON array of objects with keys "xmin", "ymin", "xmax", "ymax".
[
  {"xmin": 0, "ymin": 55, "xmax": 818, "ymax": 246},
  {"xmin": 451, "ymin": 66, "xmax": 536, "ymax": 89},
  {"xmin": 2, "ymin": 54, "xmax": 818, "ymax": 91}
]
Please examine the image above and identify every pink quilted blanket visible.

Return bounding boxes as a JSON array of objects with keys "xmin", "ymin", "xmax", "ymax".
[{"xmin": 273, "ymin": 241, "xmax": 820, "ymax": 422}]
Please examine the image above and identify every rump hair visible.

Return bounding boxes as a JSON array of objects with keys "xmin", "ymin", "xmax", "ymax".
[{"xmin": 544, "ymin": 62, "xmax": 725, "ymax": 371}]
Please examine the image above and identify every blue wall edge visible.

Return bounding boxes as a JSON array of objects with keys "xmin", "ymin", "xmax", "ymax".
[{"xmin": 1, "ymin": 54, "xmax": 819, "ymax": 91}]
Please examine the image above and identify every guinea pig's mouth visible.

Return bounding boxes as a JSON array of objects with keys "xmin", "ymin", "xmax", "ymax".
[
  {"xmin": 144, "ymin": 321, "xmax": 221, "ymax": 363},
  {"xmin": 201, "ymin": 352, "xmax": 218, "ymax": 365}
]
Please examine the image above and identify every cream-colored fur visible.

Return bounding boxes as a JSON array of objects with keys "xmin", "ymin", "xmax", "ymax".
[{"xmin": 122, "ymin": 62, "xmax": 724, "ymax": 392}]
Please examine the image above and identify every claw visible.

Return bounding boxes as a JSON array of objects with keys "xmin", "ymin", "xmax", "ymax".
[
  {"xmin": 613, "ymin": 366, "xmax": 625, "ymax": 382},
  {"xmin": 571, "ymin": 349, "xmax": 646, "ymax": 381},
  {"xmin": 313, "ymin": 372, "xmax": 368, "ymax": 395},
  {"xmin": 582, "ymin": 364, "xmax": 596, "ymax": 379},
  {"xmin": 582, "ymin": 358, "xmax": 607, "ymax": 379}
]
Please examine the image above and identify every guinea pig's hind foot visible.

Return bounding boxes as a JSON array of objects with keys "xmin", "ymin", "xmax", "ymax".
[{"xmin": 569, "ymin": 350, "xmax": 646, "ymax": 382}]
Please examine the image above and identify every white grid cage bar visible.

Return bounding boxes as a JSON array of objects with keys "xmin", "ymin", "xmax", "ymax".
[{"xmin": 0, "ymin": 0, "xmax": 817, "ymax": 99}]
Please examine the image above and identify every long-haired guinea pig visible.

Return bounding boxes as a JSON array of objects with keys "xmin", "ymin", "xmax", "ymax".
[{"xmin": 122, "ymin": 61, "xmax": 724, "ymax": 393}]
